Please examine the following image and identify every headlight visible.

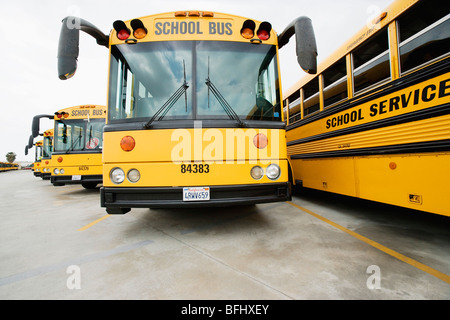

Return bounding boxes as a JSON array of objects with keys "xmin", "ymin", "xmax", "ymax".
[
  {"xmin": 54, "ymin": 168, "xmax": 59, "ymax": 175},
  {"xmin": 127, "ymin": 169, "xmax": 140, "ymax": 183},
  {"xmin": 250, "ymin": 166, "xmax": 264, "ymax": 180},
  {"xmin": 110, "ymin": 167, "xmax": 125, "ymax": 184},
  {"xmin": 60, "ymin": 169, "xmax": 65, "ymax": 174},
  {"xmin": 266, "ymin": 163, "xmax": 281, "ymax": 180}
]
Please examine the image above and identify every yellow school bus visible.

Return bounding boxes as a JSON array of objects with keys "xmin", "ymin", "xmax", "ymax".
[
  {"xmin": 39, "ymin": 128, "xmax": 54, "ymax": 180},
  {"xmin": 284, "ymin": 0, "xmax": 450, "ymax": 216},
  {"xmin": 50, "ymin": 105, "xmax": 106, "ymax": 189},
  {"xmin": 26, "ymin": 114, "xmax": 54, "ymax": 177},
  {"xmin": 32, "ymin": 140, "xmax": 44, "ymax": 177},
  {"xmin": 57, "ymin": 10, "xmax": 317, "ymax": 213},
  {"xmin": 0, "ymin": 162, "xmax": 19, "ymax": 172}
]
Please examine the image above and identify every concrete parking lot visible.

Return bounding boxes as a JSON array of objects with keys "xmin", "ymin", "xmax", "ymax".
[{"xmin": 0, "ymin": 170, "xmax": 449, "ymax": 301}]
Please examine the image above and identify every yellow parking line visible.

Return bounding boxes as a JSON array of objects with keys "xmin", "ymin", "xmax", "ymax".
[
  {"xmin": 287, "ymin": 201, "xmax": 450, "ymax": 284},
  {"xmin": 78, "ymin": 215, "xmax": 110, "ymax": 231}
]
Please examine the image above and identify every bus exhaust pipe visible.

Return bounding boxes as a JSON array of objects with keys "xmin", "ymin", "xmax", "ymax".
[{"xmin": 57, "ymin": 16, "xmax": 109, "ymax": 80}]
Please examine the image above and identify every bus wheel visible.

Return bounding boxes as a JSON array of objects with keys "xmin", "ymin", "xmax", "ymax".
[{"xmin": 82, "ymin": 182, "xmax": 97, "ymax": 189}]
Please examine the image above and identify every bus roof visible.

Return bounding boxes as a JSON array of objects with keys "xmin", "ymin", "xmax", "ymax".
[
  {"xmin": 54, "ymin": 105, "xmax": 107, "ymax": 120},
  {"xmin": 43, "ymin": 129, "xmax": 53, "ymax": 137},
  {"xmin": 109, "ymin": 10, "xmax": 278, "ymax": 46},
  {"xmin": 284, "ymin": 0, "xmax": 418, "ymax": 98}
]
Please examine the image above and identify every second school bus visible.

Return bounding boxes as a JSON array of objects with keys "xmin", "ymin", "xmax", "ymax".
[
  {"xmin": 283, "ymin": 0, "xmax": 450, "ymax": 216},
  {"xmin": 50, "ymin": 105, "xmax": 106, "ymax": 189},
  {"xmin": 39, "ymin": 128, "xmax": 54, "ymax": 180},
  {"xmin": 57, "ymin": 10, "xmax": 317, "ymax": 213}
]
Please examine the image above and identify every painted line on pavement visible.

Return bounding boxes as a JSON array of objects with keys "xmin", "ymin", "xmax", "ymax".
[{"xmin": 287, "ymin": 201, "xmax": 450, "ymax": 284}]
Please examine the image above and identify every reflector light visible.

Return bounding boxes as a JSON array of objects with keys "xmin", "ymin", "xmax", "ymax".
[
  {"xmin": 120, "ymin": 136, "xmax": 136, "ymax": 152},
  {"xmin": 175, "ymin": 11, "xmax": 186, "ymax": 17},
  {"xmin": 117, "ymin": 29, "xmax": 130, "ymax": 40},
  {"xmin": 113, "ymin": 20, "xmax": 130, "ymax": 40},
  {"xmin": 133, "ymin": 28, "xmax": 147, "ymax": 39},
  {"xmin": 241, "ymin": 28, "xmax": 254, "ymax": 39},
  {"xmin": 253, "ymin": 133, "xmax": 268, "ymax": 149},
  {"xmin": 202, "ymin": 12, "xmax": 214, "ymax": 17},
  {"xmin": 241, "ymin": 20, "xmax": 256, "ymax": 39},
  {"xmin": 57, "ymin": 156, "xmax": 63, "ymax": 163},
  {"xmin": 257, "ymin": 29, "xmax": 270, "ymax": 40},
  {"xmin": 188, "ymin": 11, "xmax": 200, "ymax": 17},
  {"xmin": 131, "ymin": 19, "xmax": 147, "ymax": 39},
  {"xmin": 257, "ymin": 22, "xmax": 272, "ymax": 41}
]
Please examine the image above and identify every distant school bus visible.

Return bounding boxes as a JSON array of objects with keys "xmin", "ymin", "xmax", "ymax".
[
  {"xmin": 50, "ymin": 105, "xmax": 106, "ymax": 189},
  {"xmin": 0, "ymin": 162, "xmax": 19, "ymax": 172},
  {"xmin": 283, "ymin": 0, "xmax": 450, "ymax": 216},
  {"xmin": 32, "ymin": 140, "xmax": 44, "ymax": 177},
  {"xmin": 40, "ymin": 128, "xmax": 54, "ymax": 180},
  {"xmin": 56, "ymin": 10, "xmax": 318, "ymax": 213},
  {"xmin": 27, "ymin": 113, "xmax": 54, "ymax": 178}
]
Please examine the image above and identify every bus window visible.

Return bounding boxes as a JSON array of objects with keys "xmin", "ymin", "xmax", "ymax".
[
  {"xmin": 303, "ymin": 78, "xmax": 320, "ymax": 116},
  {"xmin": 288, "ymin": 97, "xmax": 302, "ymax": 124},
  {"xmin": 398, "ymin": 0, "xmax": 450, "ymax": 74},
  {"xmin": 196, "ymin": 42, "xmax": 280, "ymax": 121},
  {"xmin": 86, "ymin": 121, "xmax": 104, "ymax": 149},
  {"xmin": 108, "ymin": 42, "xmax": 194, "ymax": 121},
  {"xmin": 352, "ymin": 27, "xmax": 390, "ymax": 93},
  {"xmin": 323, "ymin": 57, "xmax": 347, "ymax": 108}
]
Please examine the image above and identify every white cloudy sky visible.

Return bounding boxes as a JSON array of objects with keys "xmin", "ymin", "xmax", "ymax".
[{"xmin": 0, "ymin": 0, "xmax": 393, "ymax": 162}]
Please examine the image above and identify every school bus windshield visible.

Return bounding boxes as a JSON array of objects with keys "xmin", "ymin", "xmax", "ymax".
[
  {"xmin": 108, "ymin": 41, "xmax": 281, "ymax": 122},
  {"xmin": 55, "ymin": 119, "xmax": 104, "ymax": 152},
  {"xmin": 43, "ymin": 135, "xmax": 53, "ymax": 158}
]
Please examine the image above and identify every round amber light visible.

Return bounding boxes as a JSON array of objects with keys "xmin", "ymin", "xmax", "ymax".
[
  {"xmin": 120, "ymin": 136, "xmax": 136, "ymax": 152},
  {"xmin": 253, "ymin": 133, "xmax": 268, "ymax": 149}
]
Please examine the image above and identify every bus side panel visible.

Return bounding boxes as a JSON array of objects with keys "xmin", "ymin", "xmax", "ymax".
[
  {"xmin": 357, "ymin": 153, "xmax": 450, "ymax": 217},
  {"xmin": 291, "ymin": 157, "xmax": 358, "ymax": 197},
  {"xmin": 292, "ymin": 154, "xmax": 450, "ymax": 217}
]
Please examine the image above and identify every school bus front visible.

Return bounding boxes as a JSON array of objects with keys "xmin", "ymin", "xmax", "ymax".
[{"xmin": 101, "ymin": 127, "xmax": 289, "ymax": 213}]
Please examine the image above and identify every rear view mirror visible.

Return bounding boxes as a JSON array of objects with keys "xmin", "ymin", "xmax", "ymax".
[
  {"xmin": 278, "ymin": 16, "xmax": 318, "ymax": 74},
  {"xmin": 57, "ymin": 16, "xmax": 109, "ymax": 80}
]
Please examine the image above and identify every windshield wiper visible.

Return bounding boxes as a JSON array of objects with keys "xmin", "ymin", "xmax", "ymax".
[
  {"xmin": 143, "ymin": 61, "xmax": 189, "ymax": 129},
  {"xmin": 66, "ymin": 130, "xmax": 82, "ymax": 153},
  {"xmin": 205, "ymin": 57, "xmax": 245, "ymax": 127}
]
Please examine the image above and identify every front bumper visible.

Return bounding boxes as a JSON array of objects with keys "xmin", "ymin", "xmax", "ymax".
[
  {"xmin": 101, "ymin": 182, "xmax": 291, "ymax": 213},
  {"xmin": 51, "ymin": 174, "xmax": 103, "ymax": 186}
]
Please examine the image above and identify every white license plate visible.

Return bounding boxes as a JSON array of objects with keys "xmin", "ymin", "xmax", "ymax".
[
  {"xmin": 72, "ymin": 175, "xmax": 82, "ymax": 180},
  {"xmin": 183, "ymin": 187, "xmax": 210, "ymax": 201}
]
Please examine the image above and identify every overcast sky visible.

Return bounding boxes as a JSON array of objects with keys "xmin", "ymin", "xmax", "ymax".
[{"xmin": 0, "ymin": 0, "xmax": 393, "ymax": 162}]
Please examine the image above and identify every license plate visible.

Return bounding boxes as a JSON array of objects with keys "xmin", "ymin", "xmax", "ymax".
[
  {"xmin": 72, "ymin": 175, "xmax": 82, "ymax": 180},
  {"xmin": 183, "ymin": 187, "xmax": 210, "ymax": 201}
]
